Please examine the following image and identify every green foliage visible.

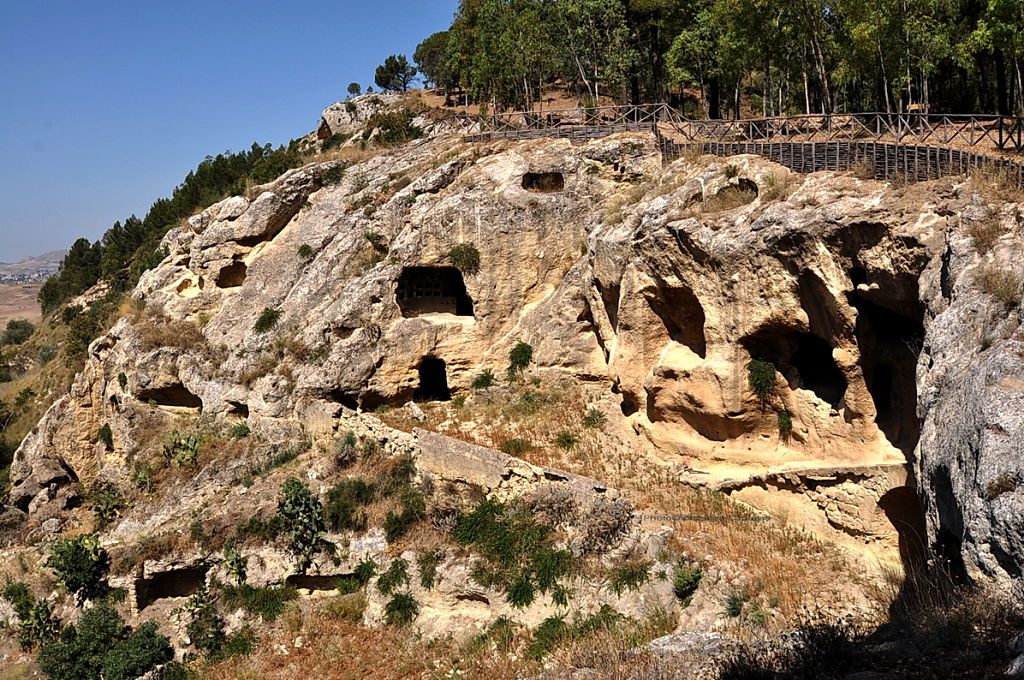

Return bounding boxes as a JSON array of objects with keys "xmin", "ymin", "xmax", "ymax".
[
  {"xmin": 447, "ymin": 243, "xmax": 481, "ymax": 274},
  {"xmin": 338, "ymin": 558, "xmax": 377, "ymax": 595},
  {"xmin": 508, "ymin": 341, "xmax": 534, "ymax": 377},
  {"xmin": 253, "ymin": 307, "xmax": 282, "ymax": 334},
  {"xmin": 499, "ymin": 438, "xmax": 531, "ymax": 455},
  {"xmin": 97, "ymin": 423, "xmax": 114, "ymax": 451},
  {"xmin": 528, "ymin": 616, "xmax": 568, "ymax": 660},
  {"xmin": 777, "ymin": 410, "xmax": 793, "ymax": 439},
  {"xmin": 324, "ymin": 478, "xmax": 374, "ymax": 532},
  {"xmin": 88, "ymin": 481, "xmax": 127, "ymax": 527},
  {"xmin": 377, "ymin": 559, "xmax": 411, "ymax": 596},
  {"xmin": 182, "ymin": 586, "xmax": 226, "ymax": 657},
  {"xmin": 582, "ymin": 406, "xmax": 607, "ymax": 429},
  {"xmin": 3, "ymin": 581, "xmax": 60, "ymax": 650},
  {"xmin": 414, "ymin": 31, "xmax": 451, "ymax": 87},
  {"xmin": 163, "ymin": 432, "xmax": 200, "ymax": 468},
  {"xmin": 725, "ymin": 588, "xmax": 749, "ymax": 617},
  {"xmin": 333, "ymin": 430, "xmax": 359, "ymax": 467},
  {"xmin": 384, "ymin": 592, "xmax": 419, "ymax": 626},
  {"xmin": 228, "ymin": 421, "xmax": 251, "ymax": 440},
  {"xmin": 417, "ymin": 549, "xmax": 444, "ymax": 589},
  {"xmin": 453, "ymin": 498, "xmax": 573, "ymax": 610},
  {"xmin": 46, "ymin": 534, "xmax": 108, "ymax": 603},
  {"xmin": 365, "ymin": 110, "xmax": 423, "ymax": 147},
  {"xmin": 276, "ymin": 478, "xmax": 328, "ymax": 574},
  {"xmin": 221, "ymin": 584, "xmax": 297, "ymax": 621},
  {"xmin": 672, "ymin": 564, "xmax": 703, "ymax": 603},
  {"xmin": 374, "ymin": 54, "xmax": 417, "ymax": 92},
  {"xmin": 554, "ymin": 431, "xmax": 578, "ymax": 450},
  {"xmin": 37, "ymin": 603, "xmax": 170, "ymax": 680},
  {"xmin": 725, "ymin": 163, "xmax": 740, "ymax": 179},
  {"xmin": 297, "ymin": 244, "xmax": 315, "ymax": 260},
  {"xmin": 608, "ymin": 559, "xmax": 652, "ymax": 595},
  {"xmin": 747, "ymin": 359, "xmax": 777, "ymax": 410},
  {"xmin": 471, "ymin": 369, "xmax": 497, "ymax": 389},
  {"xmin": 117, "ymin": 372, "xmax": 128, "ymax": 389},
  {"xmin": 384, "ymin": 489, "xmax": 426, "ymax": 542},
  {"xmin": 1, "ymin": 319, "xmax": 34, "ymax": 346},
  {"xmin": 347, "ymin": 82, "xmax": 362, "ymax": 97},
  {"xmin": 223, "ymin": 545, "xmax": 248, "ymax": 585},
  {"xmin": 132, "ymin": 462, "xmax": 154, "ymax": 493},
  {"xmin": 321, "ymin": 164, "xmax": 347, "ymax": 184}
]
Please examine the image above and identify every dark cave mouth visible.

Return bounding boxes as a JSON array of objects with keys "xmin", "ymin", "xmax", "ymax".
[
  {"xmin": 396, "ymin": 266, "xmax": 474, "ymax": 317},
  {"xmin": 414, "ymin": 356, "xmax": 451, "ymax": 402},
  {"xmin": 740, "ymin": 329, "xmax": 848, "ymax": 407}
]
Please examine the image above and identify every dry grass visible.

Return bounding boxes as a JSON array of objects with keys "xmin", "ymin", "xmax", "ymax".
[
  {"xmin": 977, "ymin": 263, "xmax": 1022, "ymax": 308},
  {"xmin": 849, "ymin": 159, "xmax": 875, "ymax": 180},
  {"xmin": 968, "ymin": 164, "xmax": 1024, "ymax": 203},
  {"xmin": 966, "ymin": 217, "xmax": 1006, "ymax": 251},
  {"xmin": 604, "ymin": 181, "xmax": 654, "ymax": 224},
  {"xmin": 698, "ymin": 185, "xmax": 758, "ymax": 213},
  {"xmin": 759, "ymin": 172, "xmax": 794, "ymax": 202}
]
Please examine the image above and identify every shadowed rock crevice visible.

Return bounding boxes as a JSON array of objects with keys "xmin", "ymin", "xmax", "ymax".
[
  {"xmin": 137, "ymin": 384, "xmax": 203, "ymax": 410},
  {"xmin": 879, "ymin": 485, "xmax": 929, "ymax": 572},
  {"xmin": 138, "ymin": 567, "xmax": 208, "ymax": 610},
  {"xmin": 741, "ymin": 327, "xmax": 847, "ymax": 407},
  {"xmin": 522, "ymin": 172, "xmax": 564, "ymax": 193},
  {"xmin": 396, "ymin": 267, "xmax": 474, "ymax": 317},
  {"xmin": 415, "ymin": 357, "xmax": 451, "ymax": 402},
  {"xmin": 216, "ymin": 260, "xmax": 247, "ymax": 288},
  {"xmin": 646, "ymin": 285, "xmax": 707, "ymax": 358},
  {"xmin": 287, "ymin": 574, "xmax": 342, "ymax": 591}
]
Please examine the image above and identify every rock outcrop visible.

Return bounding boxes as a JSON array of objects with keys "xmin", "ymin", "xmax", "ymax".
[{"xmin": 9, "ymin": 109, "xmax": 1024, "ymax": 595}]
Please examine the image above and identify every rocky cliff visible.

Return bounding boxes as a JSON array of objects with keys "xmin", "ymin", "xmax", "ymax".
[{"xmin": 6, "ymin": 98, "xmax": 1024, "ymax": 664}]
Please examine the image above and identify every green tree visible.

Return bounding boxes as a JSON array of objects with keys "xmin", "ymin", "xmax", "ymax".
[
  {"xmin": 415, "ymin": 31, "xmax": 452, "ymax": 88},
  {"xmin": 347, "ymin": 82, "xmax": 362, "ymax": 97},
  {"xmin": 1, "ymin": 319, "xmax": 34, "ymax": 345},
  {"xmin": 375, "ymin": 54, "xmax": 418, "ymax": 92}
]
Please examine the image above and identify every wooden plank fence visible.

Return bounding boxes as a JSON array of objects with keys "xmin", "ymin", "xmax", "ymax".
[{"xmin": 656, "ymin": 132, "xmax": 1024, "ymax": 187}]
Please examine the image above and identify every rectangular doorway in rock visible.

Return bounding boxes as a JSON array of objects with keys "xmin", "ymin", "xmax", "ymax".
[
  {"xmin": 396, "ymin": 266, "xmax": 474, "ymax": 317},
  {"xmin": 414, "ymin": 357, "xmax": 451, "ymax": 401},
  {"xmin": 138, "ymin": 566, "xmax": 208, "ymax": 610},
  {"xmin": 522, "ymin": 172, "xmax": 564, "ymax": 192},
  {"xmin": 136, "ymin": 383, "xmax": 203, "ymax": 411}
]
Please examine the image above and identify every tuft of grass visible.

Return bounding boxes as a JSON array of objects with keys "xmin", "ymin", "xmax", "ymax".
[
  {"xmin": 508, "ymin": 341, "xmax": 534, "ymax": 378},
  {"xmin": 777, "ymin": 410, "xmax": 793, "ymax": 440},
  {"xmin": 253, "ymin": 308, "xmax": 282, "ymax": 334},
  {"xmin": 297, "ymin": 244, "xmax": 315, "ymax": 260},
  {"xmin": 500, "ymin": 438, "xmax": 531, "ymax": 455},
  {"xmin": 977, "ymin": 264, "xmax": 1022, "ymax": 308},
  {"xmin": 417, "ymin": 549, "xmax": 444, "ymax": 589},
  {"xmin": 582, "ymin": 406, "xmax": 607, "ymax": 429},
  {"xmin": 608, "ymin": 559, "xmax": 651, "ymax": 595},
  {"xmin": 672, "ymin": 564, "xmax": 703, "ymax": 604},
  {"xmin": 377, "ymin": 559, "xmax": 410, "ymax": 596},
  {"xmin": 221, "ymin": 584, "xmax": 297, "ymax": 621},
  {"xmin": 448, "ymin": 243, "xmax": 481, "ymax": 275},
  {"xmin": 554, "ymin": 431, "xmax": 578, "ymax": 450},
  {"xmin": 724, "ymin": 588, "xmax": 749, "ymax": 617},
  {"xmin": 471, "ymin": 369, "xmax": 497, "ymax": 390},
  {"xmin": 760, "ymin": 172, "xmax": 793, "ymax": 201},
  {"xmin": 967, "ymin": 218, "xmax": 1004, "ymax": 251}
]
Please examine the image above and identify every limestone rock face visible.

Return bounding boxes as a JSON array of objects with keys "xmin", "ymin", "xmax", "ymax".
[
  {"xmin": 317, "ymin": 93, "xmax": 402, "ymax": 139},
  {"xmin": 9, "ymin": 119, "xmax": 1024, "ymax": 587}
]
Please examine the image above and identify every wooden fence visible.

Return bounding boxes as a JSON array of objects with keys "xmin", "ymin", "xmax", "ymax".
[{"xmin": 656, "ymin": 132, "xmax": 1024, "ymax": 187}]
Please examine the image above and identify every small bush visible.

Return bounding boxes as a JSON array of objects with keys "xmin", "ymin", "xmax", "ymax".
[
  {"xmin": 297, "ymin": 244, "xmax": 315, "ymax": 259},
  {"xmin": 47, "ymin": 534, "xmax": 108, "ymax": 603},
  {"xmin": 325, "ymin": 478, "xmax": 374, "ymax": 531},
  {"xmin": 321, "ymin": 164, "xmax": 346, "ymax": 185},
  {"xmin": 554, "ymin": 431, "xmax": 578, "ymax": 450},
  {"xmin": 724, "ymin": 163, "xmax": 740, "ymax": 179},
  {"xmin": 97, "ymin": 423, "xmax": 114, "ymax": 451},
  {"xmin": 366, "ymin": 110, "xmax": 422, "ymax": 147},
  {"xmin": 500, "ymin": 438, "xmax": 531, "ymax": 455},
  {"xmin": 253, "ymin": 307, "xmax": 282, "ymax": 334},
  {"xmin": 223, "ymin": 545, "xmax": 248, "ymax": 585},
  {"xmin": 760, "ymin": 172, "xmax": 793, "ymax": 201},
  {"xmin": 163, "ymin": 432, "xmax": 200, "ymax": 468},
  {"xmin": 528, "ymin": 616, "xmax": 568, "ymax": 660},
  {"xmin": 417, "ymin": 549, "xmax": 444, "ymax": 589},
  {"xmin": 3, "ymin": 581, "xmax": 60, "ymax": 650},
  {"xmin": 101, "ymin": 621, "xmax": 174, "ymax": 680},
  {"xmin": 525, "ymin": 485, "xmax": 578, "ymax": 527},
  {"xmin": 277, "ymin": 478, "xmax": 328, "ymax": 573},
  {"xmin": 608, "ymin": 559, "xmax": 652, "ymax": 595},
  {"xmin": 472, "ymin": 368, "xmax": 497, "ymax": 389},
  {"xmin": 89, "ymin": 481, "xmax": 127, "ymax": 527},
  {"xmin": 448, "ymin": 243, "xmax": 481, "ymax": 275},
  {"xmin": 384, "ymin": 592, "xmax": 419, "ymax": 626},
  {"xmin": 747, "ymin": 359, "xmax": 777, "ymax": 410},
  {"xmin": 673, "ymin": 564, "xmax": 703, "ymax": 603},
  {"xmin": 578, "ymin": 497, "xmax": 634, "ymax": 553},
  {"xmin": 338, "ymin": 558, "xmax": 377, "ymax": 595},
  {"xmin": 582, "ymin": 406, "xmax": 607, "ymax": 429},
  {"xmin": 777, "ymin": 410, "xmax": 793, "ymax": 439},
  {"xmin": 384, "ymin": 490, "xmax": 427, "ymax": 542},
  {"xmin": 505, "ymin": 574, "xmax": 536, "ymax": 607},
  {"xmin": 222, "ymin": 584, "xmax": 297, "ymax": 621},
  {"xmin": 182, "ymin": 586, "xmax": 226, "ymax": 657},
  {"xmin": 977, "ymin": 265, "xmax": 1022, "ymax": 308},
  {"xmin": 508, "ymin": 341, "xmax": 534, "ymax": 377},
  {"xmin": 377, "ymin": 558, "xmax": 410, "ymax": 596},
  {"xmin": 967, "ymin": 218, "xmax": 1004, "ymax": 251},
  {"xmin": 132, "ymin": 463, "xmax": 154, "ymax": 493},
  {"xmin": 334, "ymin": 430, "xmax": 359, "ymax": 468},
  {"xmin": 724, "ymin": 588, "xmax": 749, "ymax": 617}
]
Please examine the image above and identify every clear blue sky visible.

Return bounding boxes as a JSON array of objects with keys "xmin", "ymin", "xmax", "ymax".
[{"xmin": 0, "ymin": 0, "xmax": 457, "ymax": 262}]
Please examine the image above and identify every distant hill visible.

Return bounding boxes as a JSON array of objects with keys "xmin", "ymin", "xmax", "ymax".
[{"xmin": 0, "ymin": 250, "xmax": 65, "ymax": 282}]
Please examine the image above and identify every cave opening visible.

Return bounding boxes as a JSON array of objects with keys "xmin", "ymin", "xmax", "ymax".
[
  {"xmin": 414, "ymin": 357, "xmax": 451, "ymax": 402},
  {"xmin": 287, "ymin": 574, "xmax": 344, "ymax": 591},
  {"xmin": 396, "ymin": 267, "xmax": 474, "ymax": 317},
  {"xmin": 850, "ymin": 294, "xmax": 924, "ymax": 454},
  {"xmin": 137, "ymin": 384, "xmax": 203, "ymax": 410},
  {"xmin": 216, "ymin": 260, "xmax": 248, "ymax": 288},
  {"xmin": 522, "ymin": 172, "xmax": 565, "ymax": 193},
  {"xmin": 138, "ymin": 567, "xmax": 208, "ymax": 610},
  {"xmin": 646, "ymin": 286, "xmax": 707, "ymax": 358},
  {"xmin": 740, "ymin": 328, "xmax": 847, "ymax": 406},
  {"xmin": 227, "ymin": 401, "xmax": 249, "ymax": 418}
]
